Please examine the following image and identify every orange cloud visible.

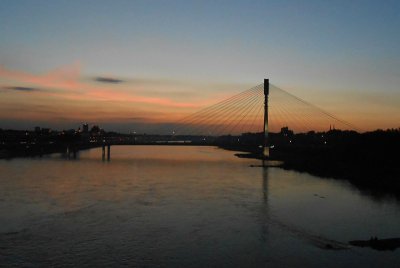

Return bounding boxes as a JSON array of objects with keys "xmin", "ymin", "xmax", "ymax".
[
  {"xmin": 86, "ymin": 90, "xmax": 201, "ymax": 108},
  {"xmin": 1, "ymin": 63, "xmax": 243, "ymax": 132},
  {"xmin": 0, "ymin": 64, "xmax": 207, "ymax": 109},
  {"xmin": 0, "ymin": 63, "xmax": 81, "ymax": 91}
]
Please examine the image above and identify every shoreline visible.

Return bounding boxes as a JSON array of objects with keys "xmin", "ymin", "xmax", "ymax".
[{"xmin": 225, "ymin": 146, "xmax": 400, "ymax": 200}]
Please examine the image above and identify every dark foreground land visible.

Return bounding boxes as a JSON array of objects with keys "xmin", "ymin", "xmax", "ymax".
[
  {"xmin": 1, "ymin": 127, "xmax": 399, "ymax": 198},
  {"xmin": 219, "ymin": 129, "xmax": 400, "ymax": 198},
  {"xmin": 349, "ymin": 238, "xmax": 400, "ymax": 251}
]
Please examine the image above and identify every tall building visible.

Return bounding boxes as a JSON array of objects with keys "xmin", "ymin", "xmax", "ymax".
[
  {"xmin": 83, "ymin": 123, "xmax": 89, "ymax": 133},
  {"xmin": 280, "ymin": 126, "xmax": 294, "ymax": 137}
]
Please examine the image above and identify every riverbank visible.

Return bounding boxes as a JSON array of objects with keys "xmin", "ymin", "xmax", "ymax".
[
  {"xmin": 0, "ymin": 143, "xmax": 99, "ymax": 159},
  {"xmin": 221, "ymin": 143, "xmax": 400, "ymax": 199}
]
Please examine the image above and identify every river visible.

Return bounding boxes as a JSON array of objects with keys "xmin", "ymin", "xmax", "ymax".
[{"xmin": 0, "ymin": 146, "xmax": 399, "ymax": 267}]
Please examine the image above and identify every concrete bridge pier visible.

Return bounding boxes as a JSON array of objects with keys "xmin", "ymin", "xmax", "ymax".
[
  {"xmin": 102, "ymin": 144, "xmax": 111, "ymax": 161},
  {"xmin": 72, "ymin": 146, "xmax": 77, "ymax": 159},
  {"xmin": 66, "ymin": 144, "xmax": 77, "ymax": 159}
]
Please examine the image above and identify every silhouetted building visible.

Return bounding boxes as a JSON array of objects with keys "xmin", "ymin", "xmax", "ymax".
[
  {"xmin": 280, "ymin": 126, "xmax": 294, "ymax": 137},
  {"xmin": 83, "ymin": 123, "xmax": 89, "ymax": 133},
  {"xmin": 41, "ymin": 128, "xmax": 51, "ymax": 134},
  {"xmin": 90, "ymin": 125, "xmax": 100, "ymax": 134}
]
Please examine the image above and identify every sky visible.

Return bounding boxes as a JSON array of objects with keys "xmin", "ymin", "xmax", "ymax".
[{"xmin": 0, "ymin": 0, "xmax": 399, "ymax": 133}]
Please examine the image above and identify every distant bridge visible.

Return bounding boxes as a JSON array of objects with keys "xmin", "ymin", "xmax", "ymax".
[{"xmin": 82, "ymin": 79, "xmax": 357, "ymax": 161}]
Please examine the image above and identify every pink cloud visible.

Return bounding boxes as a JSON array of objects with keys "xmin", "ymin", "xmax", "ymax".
[
  {"xmin": 0, "ymin": 63, "xmax": 81, "ymax": 91},
  {"xmin": 0, "ymin": 64, "xmax": 206, "ymax": 108},
  {"xmin": 86, "ymin": 90, "xmax": 201, "ymax": 108}
]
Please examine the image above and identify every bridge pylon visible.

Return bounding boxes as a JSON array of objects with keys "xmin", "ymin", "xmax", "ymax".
[{"xmin": 263, "ymin": 79, "xmax": 269, "ymax": 158}]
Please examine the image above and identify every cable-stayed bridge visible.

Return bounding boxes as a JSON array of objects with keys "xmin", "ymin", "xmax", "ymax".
[
  {"xmin": 96, "ymin": 79, "xmax": 358, "ymax": 160},
  {"xmin": 155, "ymin": 79, "xmax": 357, "ymax": 136}
]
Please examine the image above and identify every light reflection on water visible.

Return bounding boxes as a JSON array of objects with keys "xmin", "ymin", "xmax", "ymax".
[{"xmin": 0, "ymin": 146, "xmax": 399, "ymax": 267}]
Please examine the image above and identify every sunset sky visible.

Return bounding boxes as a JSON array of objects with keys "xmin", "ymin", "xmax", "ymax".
[{"xmin": 0, "ymin": 0, "xmax": 399, "ymax": 132}]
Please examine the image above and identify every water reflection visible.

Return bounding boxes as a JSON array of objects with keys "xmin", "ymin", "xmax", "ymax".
[
  {"xmin": 0, "ymin": 146, "xmax": 399, "ymax": 267},
  {"xmin": 259, "ymin": 166, "xmax": 269, "ymax": 243}
]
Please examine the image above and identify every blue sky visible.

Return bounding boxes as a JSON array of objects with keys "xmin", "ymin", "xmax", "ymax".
[{"xmin": 0, "ymin": 0, "xmax": 399, "ymax": 131}]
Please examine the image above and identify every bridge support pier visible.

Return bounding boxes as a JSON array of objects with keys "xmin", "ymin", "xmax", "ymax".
[
  {"xmin": 67, "ymin": 144, "xmax": 77, "ymax": 159},
  {"xmin": 263, "ymin": 79, "xmax": 270, "ymax": 158},
  {"xmin": 72, "ymin": 146, "xmax": 77, "ymax": 159},
  {"xmin": 102, "ymin": 144, "xmax": 111, "ymax": 161}
]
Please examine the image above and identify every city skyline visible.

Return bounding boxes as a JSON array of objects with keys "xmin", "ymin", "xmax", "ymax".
[{"xmin": 1, "ymin": 0, "xmax": 399, "ymax": 132}]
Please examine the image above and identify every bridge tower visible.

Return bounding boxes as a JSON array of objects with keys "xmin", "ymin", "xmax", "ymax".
[{"xmin": 263, "ymin": 79, "xmax": 270, "ymax": 158}]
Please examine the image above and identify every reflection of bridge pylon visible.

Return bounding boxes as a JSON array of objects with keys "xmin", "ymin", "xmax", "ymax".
[{"xmin": 263, "ymin": 79, "xmax": 269, "ymax": 158}]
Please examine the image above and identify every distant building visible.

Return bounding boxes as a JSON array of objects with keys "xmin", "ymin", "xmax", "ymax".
[
  {"xmin": 90, "ymin": 125, "xmax": 100, "ymax": 135},
  {"xmin": 280, "ymin": 126, "xmax": 294, "ymax": 137},
  {"xmin": 83, "ymin": 123, "xmax": 89, "ymax": 133},
  {"xmin": 35, "ymin": 127, "xmax": 51, "ymax": 134},
  {"xmin": 41, "ymin": 128, "xmax": 51, "ymax": 134}
]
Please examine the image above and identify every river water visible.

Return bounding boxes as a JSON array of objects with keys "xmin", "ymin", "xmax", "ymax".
[{"xmin": 0, "ymin": 146, "xmax": 399, "ymax": 267}]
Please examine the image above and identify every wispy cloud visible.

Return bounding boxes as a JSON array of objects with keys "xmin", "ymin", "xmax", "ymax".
[
  {"xmin": 0, "ymin": 64, "xmax": 209, "ymax": 108},
  {"xmin": 2, "ymin": 86, "xmax": 41, "ymax": 92},
  {"xmin": 95, "ymin": 77, "xmax": 124, "ymax": 84},
  {"xmin": 0, "ymin": 63, "xmax": 254, "ymax": 131},
  {"xmin": 0, "ymin": 63, "xmax": 81, "ymax": 91}
]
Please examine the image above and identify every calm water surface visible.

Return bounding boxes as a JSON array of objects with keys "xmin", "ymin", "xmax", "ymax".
[{"xmin": 0, "ymin": 146, "xmax": 399, "ymax": 267}]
